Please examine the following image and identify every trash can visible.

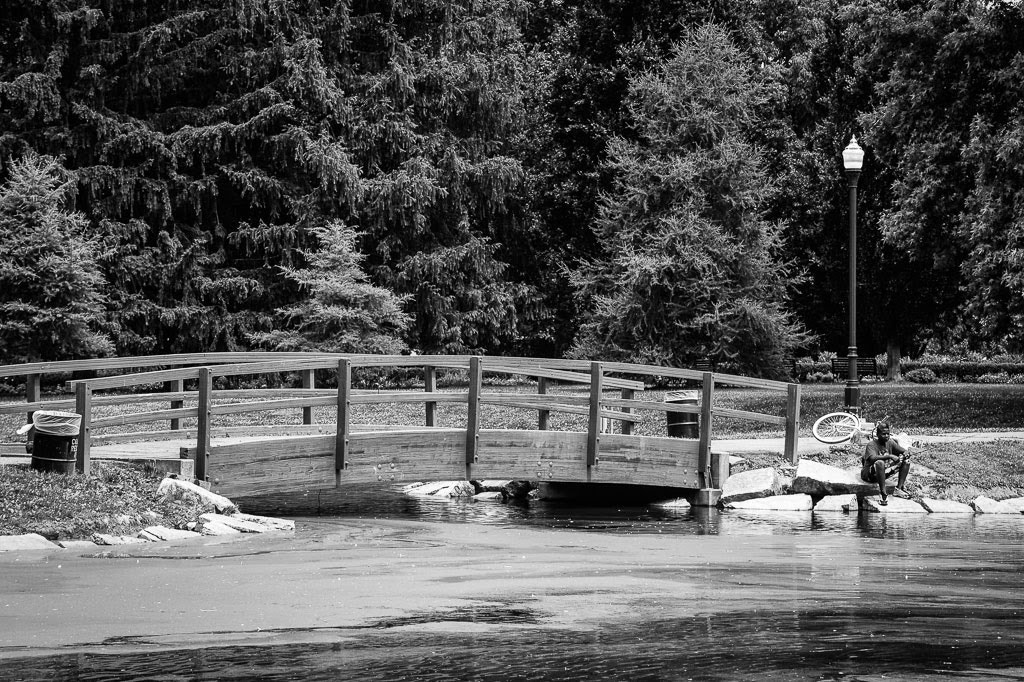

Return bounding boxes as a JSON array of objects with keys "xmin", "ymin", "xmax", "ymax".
[
  {"xmin": 29, "ymin": 410, "xmax": 82, "ymax": 474},
  {"xmin": 665, "ymin": 390, "xmax": 699, "ymax": 438}
]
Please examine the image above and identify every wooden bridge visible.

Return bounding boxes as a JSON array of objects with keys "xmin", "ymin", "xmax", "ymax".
[{"xmin": 0, "ymin": 353, "xmax": 801, "ymax": 502}]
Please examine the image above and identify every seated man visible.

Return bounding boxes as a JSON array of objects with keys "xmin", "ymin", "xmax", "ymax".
[{"xmin": 860, "ymin": 422, "xmax": 911, "ymax": 505}]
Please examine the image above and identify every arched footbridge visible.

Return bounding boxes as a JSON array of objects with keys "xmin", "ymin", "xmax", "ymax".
[{"xmin": 0, "ymin": 354, "xmax": 801, "ymax": 501}]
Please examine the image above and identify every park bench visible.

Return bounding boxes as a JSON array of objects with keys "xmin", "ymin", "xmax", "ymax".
[{"xmin": 830, "ymin": 357, "xmax": 880, "ymax": 378}]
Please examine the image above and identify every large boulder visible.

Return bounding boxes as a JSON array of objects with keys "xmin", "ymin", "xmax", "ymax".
[
  {"xmin": 791, "ymin": 460, "xmax": 875, "ymax": 497},
  {"xmin": 720, "ymin": 467, "xmax": 785, "ymax": 505},
  {"xmin": 725, "ymin": 494, "xmax": 813, "ymax": 511},
  {"xmin": 813, "ymin": 494, "xmax": 858, "ymax": 512},
  {"xmin": 999, "ymin": 497, "xmax": 1024, "ymax": 513},
  {"xmin": 920, "ymin": 498, "xmax": 975, "ymax": 514},
  {"xmin": 0, "ymin": 533, "xmax": 58, "ymax": 551},
  {"xmin": 971, "ymin": 496, "xmax": 1019, "ymax": 514},
  {"xmin": 157, "ymin": 477, "xmax": 237, "ymax": 514}
]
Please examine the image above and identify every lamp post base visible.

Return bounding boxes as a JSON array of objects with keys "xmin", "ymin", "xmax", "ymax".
[{"xmin": 844, "ymin": 383, "xmax": 861, "ymax": 415}]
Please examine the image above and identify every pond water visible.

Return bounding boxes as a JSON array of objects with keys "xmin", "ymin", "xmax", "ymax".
[{"xmin": 2, "ymin": 488, "xmax": 1023, "ymax": 681}]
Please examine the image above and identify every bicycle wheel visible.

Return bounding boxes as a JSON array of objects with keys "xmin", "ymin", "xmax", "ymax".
[{"xmin": 812, "ymin": 412, "xmax": 860, "ymax": 444}]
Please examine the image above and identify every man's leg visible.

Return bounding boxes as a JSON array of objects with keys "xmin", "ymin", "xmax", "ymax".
[
  {"xmin": 873, "ymin": 461, "xmax": 887, "ymax": 500},
  {"xmin": 896, "ymin": 459, "xmax": 911, "ymax": 490}
]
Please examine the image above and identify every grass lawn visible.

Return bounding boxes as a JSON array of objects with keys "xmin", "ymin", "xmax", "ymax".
[{"xmin": 2, "ymin": 381, "xmax": 1023, "ymax": 540}]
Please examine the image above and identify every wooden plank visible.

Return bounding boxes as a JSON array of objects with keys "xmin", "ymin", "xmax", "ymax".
[
  {"xmin": 25, "ymin": 373, "xmax": 40, "ymax": 425},
  {"xmin": 711, "ymin": 407, "xmax": 788, "ymax": 426},
  {"xmin": 602, "ymin": 397, "xmax": 701, "ymax": 414},
  {"xmin": 620, "ymin": 388, "xmax": 634, "ymax": 436},
  {"xmin": 90, "ymin": 407, "xmax": 198, "ymax": 429},
  {"xmin": 486, "ymin": 364, "xmax": 645, "ymax": 391},
  {"xmin": 466, "ymin": 356, "xmax": 481, "ymax": 466},
  {"xmin": 348, "ymin": 391, "xmax": 465, "ymax": 404},
  {"xmin": 75, "ymin": 383, "xmax": 91, "ymax": 475},
  {"xmin": 485, "ymin": 398, "xmax": 640, "ymax": 422},
  {"xmin": 66, "ymin": 367, "xmax": 202, "ymax": 391},
  {"xmin": 587, "ymin": 362, "xmax": 602, "ymax": 468},
  {"xmin": 480, "ymin": 393, "xmax": 589, "ymax": 408},
  {"xmin": 0, "ymin": 352, "xmax": 352, "ymax": 378},
  {"xmin": 196, "ymin": 367, "xmax": 211, "ymax": 481},
  {"xmin": 209, "ymin": 396, "xmax": 338, "ymax": 416},
  {"xmin": 166, "ymin": 379, "xmax": 184, "ymax": 430}
]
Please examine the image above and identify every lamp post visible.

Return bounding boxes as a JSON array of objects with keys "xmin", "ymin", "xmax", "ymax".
[{"xmin": 842, "ymin": 135, "xmax": 865, "ymax": 413}]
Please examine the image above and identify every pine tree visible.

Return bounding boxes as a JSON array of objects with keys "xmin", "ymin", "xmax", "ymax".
[
  {"xmin": 569, "ymin": 25, "xmax": 808, "ymax": 376},
  {"xmin": 251, "ymin": 221, "xmax": 410, "ymax": 354},
  {"xmin": 0, "ymin": 152, "xmax": 114, "ymax": 363}
]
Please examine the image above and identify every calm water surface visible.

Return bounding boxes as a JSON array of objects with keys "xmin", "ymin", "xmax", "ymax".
[{"xmin": 4, "ymin": 487, "xmax": 1023, "ymax": 681}]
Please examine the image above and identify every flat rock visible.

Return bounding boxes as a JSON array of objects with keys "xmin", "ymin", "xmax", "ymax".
[
  {"xmin": 92, "ymin": 533, "xmax": 148, "ymax": 546},
  {"xmin": 998, "ymin": 497, "xmax": 1024, "ymax": 513},
  {"xmin": 198, "ymin": 520, "xmax": 242, "ymax": 536},
  {"xmin": 813, "ymin": 494, "xmax": 858, "ymax": 512},
  {"xmin": 474, "ymin": 480, "xmax": 511, "ymax": 492},
  {"xmin": 139, "ymin": 525, "xmax": 202, "ymax": 541},
  {"xmin": 0, "ymin": 533, "xmax": 58, "ymax": 551},
  {"xmin": 791, "ymin": 460, "xmax": 876, "ymax": 496},
  {"xmin": 234, "ymin": 513, "xmax": 295, "ymax": 531},
  {"xmin": 862, "ymin": 496, "xmax": 928, "ymax": 513},
  {"xmin": 920, "ymin": 498, "xmax": 975, "ymax": 514},
  {"xmin": 726, "ymin": 494, "xmax": 813, "ymax": 511},
  {"xmin": 971, "ymin": 496, "xmax": 1020, "ymax": 514},
  {"xmin": 157, "ymin": 477, "xmax": 238, "ymax": 514},
  {"xmin": 57, "ymin": 539, "xmax": 98, "ymax": 549},
  {"xmin": 720, "ymin": 467, "xmax": 784, "ymax": 505},
  {"xmin": 472, "ymin": 491, "xmax": 504, "ymax": 501},
  {"xmin": 199, "ymin": 513, "xmax": 267, "ymax": 533}
]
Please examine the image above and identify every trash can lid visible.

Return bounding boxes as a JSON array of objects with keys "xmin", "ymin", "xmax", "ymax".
[{"xmin": 31, "ymin": 410, "xmax": 82, "ymax": 436}]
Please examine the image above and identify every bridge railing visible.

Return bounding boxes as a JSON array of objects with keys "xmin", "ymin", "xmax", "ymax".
[{"xmin": 0, "ymin": 354, "xmax": 801, "ymax": 485}]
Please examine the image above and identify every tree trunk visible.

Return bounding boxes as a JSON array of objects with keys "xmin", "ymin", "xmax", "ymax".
[{"xmin": 886, "ymin": 340, "xmax": 902, "ymax": 381}]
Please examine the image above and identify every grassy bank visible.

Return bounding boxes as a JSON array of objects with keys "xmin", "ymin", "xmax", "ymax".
[{"xmin": 2, "ymin": 382, "xmax": 1023, "ymax": 540}]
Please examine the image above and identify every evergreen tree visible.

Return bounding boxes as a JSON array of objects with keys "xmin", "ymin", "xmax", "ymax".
[
  {"xmin": 0, "ymin": 152, "xmax": 114, "ymax": 363},
  {"xmin": 569, "ymin": 25, "xmax": 808, "ymax": 376},
  {"xmin": 251, "ymin": 221, "xmax": 410, "ymax": 354}
]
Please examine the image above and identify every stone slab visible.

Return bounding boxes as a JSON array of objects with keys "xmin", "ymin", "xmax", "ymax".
[
  {"xmin": 652, "ymin": 497, "xmax": 692, "ymax": 509},
  {"xmin": 920, "ymin": 499, "xmax": 975, "ymax": 514},
  {"xmin": 726, "ymin": 494, "xmax": 813, "ymax": 511},
  {"xmin": 234, "ymin": 513, "xmax": 295, "ymax": 531},
  {"xmin": 139, "ymin": 525, "xmax": 202, "ymax": 541},
  {"xmin": 472, "ymin": 491, "xmax": 504, "ymax": 501},
  {"xmin": 57, "ymin": 539, "xmax": 99, "ymax": 549},
  {"xmin": 862, "ymin": 496, "xmax": 928, "ymax": 513},
  {"xmin": 199, "ymin": 513, "xmax": 267, "ymax": 533},
  {"xmin": 813, "ymin": 494, "xmax": 858, "ymax": 512},
  {"xmin": 720, "ymin": 467, "xmax": 783, "ymax": 505},
  {"xmin": 0, "ymin": 533, "xmax": 58, "ymax": 551},
  {"xmin": 971, "ymin": 496, "xmax": 1020, "ymax": 514},
  {"xmin": 791, "ymin": 460, "xmax": 876, "ymax": 497},
  {"xmin": 92, "ymin": 533, "xmax": 148, "ymax": 546},
  {"xmin": 157, "ymin": 477, "xmax": 238, "ymax": 514},
  {"xmin": 198, "ymin": 520, "xmax": 242, "ymax": 536}
]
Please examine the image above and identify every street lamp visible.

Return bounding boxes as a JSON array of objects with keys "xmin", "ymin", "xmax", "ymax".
[{"xmin": 842, "ymin": 135, "xmax": 864, "ymax": 413}]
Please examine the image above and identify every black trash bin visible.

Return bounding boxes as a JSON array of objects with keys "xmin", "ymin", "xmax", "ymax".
[
  {"xmin": 665, "ymin": 390, "xmax": 699, "ymax": 438},
  {"xmin": 29, "ymin": 410, "xmax": 82, "ymax": 474}
]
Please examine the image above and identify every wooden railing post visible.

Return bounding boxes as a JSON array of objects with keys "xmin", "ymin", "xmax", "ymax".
[
  {"xmin": 25, "ymin": 373, "xmax": 41, "ymax": 426},
  {"xmin": 301, "ymin": 369, "xmax": 315, "ymax": 424},
  {"xmin": 466, "ymin": 356, "xmax": 481, "ymax": 467},
  {"xmin": 784, "ymin": 383, "xmax": 802, "ymax": 465},
  {"xmin": 75, "ymin": 382, "xmax": 91, "ymax": 475},
  {"xmin": 620, "ymin": 387, "xmax": 634, "ymax": 435},
  {"xmin": 587, "ymin": 362, "xmax": 603, "ymax": 468},
  {"xmin": 424, "ymin": 365, "xmax": 436, "ymax": 427},
  {"xmin": 165, "ymin": 379, "xmax": 184, "ymax": 430},
  {"xmin": 336, "ymin": 359, "xmax": 351, "ymax": 479},
  {"xmin": 196, "ymin": 368, "xmax": 212, "ymax": 482},
  {"xmin": 697, "ymin": 372, "xmax": 715, "ymax": 488},
  {"xmin": 537, "ymin": 377, "xmax": 549, "ymax": 430}
]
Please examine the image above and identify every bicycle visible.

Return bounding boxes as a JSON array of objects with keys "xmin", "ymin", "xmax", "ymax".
[{"xmin": 811, "ymin": 411, "xmax": 891, "ymax": 445}]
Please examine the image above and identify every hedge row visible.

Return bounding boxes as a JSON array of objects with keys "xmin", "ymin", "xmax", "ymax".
[{"xmin": 793, "ymin": 359, "xmax": 1024, "ymax": 382}]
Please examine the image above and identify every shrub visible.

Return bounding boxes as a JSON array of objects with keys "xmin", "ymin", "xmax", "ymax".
[
  {"xmin": 905, "ymin": 367, "xmax": 938, "ymax": 384},
  {"xmin": 977, "ymin": 372, "xmax": 1011, "ymax": 384}
]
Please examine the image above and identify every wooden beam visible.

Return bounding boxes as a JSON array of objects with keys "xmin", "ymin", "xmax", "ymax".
[
  {"xmin": 196, "ymin": 367, "xmax": 212, "ymax": 482},
  {"xmin": 587, "ymin": 362, "xmax": 602, "ymax": 468},
  {"xmin": 301, "ymin": 369, "xmax": 315, "ymax": 425},
  {"xmin": 784, "ymin": 383, "xmax": 802, "ymax": 465},
  {"xmin": 466, "ymin": 356, "xmax": 481, "ymax": 467},
  {"xmin": 424, "ymin": 366, "xmax": 436, "ymax": 427},
  {"xmin": 697, "ymin": 372, "xmax": 715, "ymax": 489},
  {"xmin": 537, "ymin": 377, "xmax": 549, "ymax": 431},
  {"xmin": 25, "ymin": 373, "xmax": 40, "ymax": 426},
  {"xmin": 165, "ymin": 379, "xmax": 184, "ymax": 430},
  {"xmin": 336, "ymin": 359, "xmax": 351, "ymax": 476},
  {"xmin": 620, "ymin": 388, "xmax": 634, "ymax": 435},
  {"xmin": 74, "ymin": 383, "xmax": 91, "ymax": 475}
]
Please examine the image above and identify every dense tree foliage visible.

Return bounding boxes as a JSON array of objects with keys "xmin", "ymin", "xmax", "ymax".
[{"xmin": 1, "ymin": 0, "xmax": 1022, "ymax": 368}]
